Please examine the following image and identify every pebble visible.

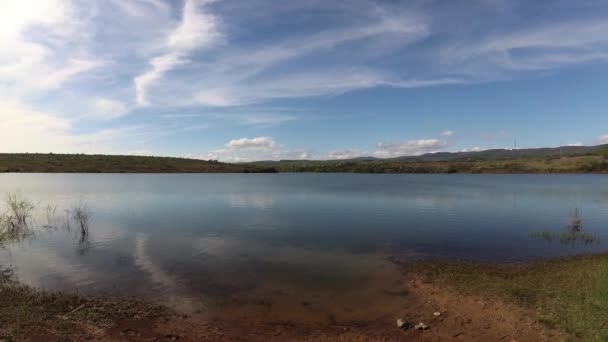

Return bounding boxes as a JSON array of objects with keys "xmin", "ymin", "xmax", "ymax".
[
  {"xmin": 433, "ymin": 311, "xmax": 441, "ymax": 316},
  {"xmin": 414, "ymin": 322, "xmax": 429, "ymax": 330},
  {"xmin": 396, "ymin": 319, "xmax": 409, "ymax": 329}
]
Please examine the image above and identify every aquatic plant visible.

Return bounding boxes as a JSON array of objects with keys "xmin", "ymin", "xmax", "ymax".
[
  {"xmin": 0, "ymin": 193, "xmax": 36, "ymax": 241},
  {"xmin": 530, "ymin": 231, "xmax": 555, "ymax": 241},
  {"xmin": 530, "ymin": 209, "xmax": 599, "ymax": 244},
  {"xmin": 44, "ymin": 204, "xmax": 59, "ymax": 227},
  {"xmin": 559, "ymin": 232, "xmax": 598, "ymax": 244},
  {"xmin": 71, "ymin": 203, "xmax": 92, "ymax": 239},
  {"xmin": 5, "ymin": 193, "xmax": 35, "ymax": 226},
  {"xmin": 568, "ymin": 208, "xmax": 582, "ymax": 233}
]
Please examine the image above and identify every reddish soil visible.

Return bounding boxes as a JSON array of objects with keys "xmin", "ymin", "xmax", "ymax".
[{"xmin": 99, "ymin": 274, "xmax": 564, "ymax": 342}]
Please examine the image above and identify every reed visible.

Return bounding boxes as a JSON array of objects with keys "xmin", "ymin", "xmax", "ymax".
[
  {"xmin": 71, "ymin": 203, "xmax": 92, "ymax": 239},
  {"xmin": 5, "ymin": 193, "xmax": 35, "ymax": 226}
]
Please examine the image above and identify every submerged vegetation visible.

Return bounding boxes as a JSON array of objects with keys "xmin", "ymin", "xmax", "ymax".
[
  {"xmin": 531, "ymin": 208, "xmax": 600, "ymax": 244},
  {"xmin": 71, "ymin": 203, "xmax": 92, "ymax": 238},
  {"xmin": 0, "ymin": 193, "xmax": 36, "ymax": 241},
  {"xmin": 0, "ymin": 193, "xmax": 92, "ymax": 245}
]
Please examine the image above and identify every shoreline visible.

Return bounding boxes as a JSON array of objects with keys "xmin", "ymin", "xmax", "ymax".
[
  {"xmin": 2, "ymin": 254, "xmax": 606, "ymax": 341},
  {"xmin": 0, "ymin": 151, "xmax": 607, "ymax": 174}
]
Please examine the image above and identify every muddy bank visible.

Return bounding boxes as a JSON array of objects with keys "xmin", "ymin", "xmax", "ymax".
[{"xmin": 0, "ymin": 257, "xmax": 566, "ymax": 342}]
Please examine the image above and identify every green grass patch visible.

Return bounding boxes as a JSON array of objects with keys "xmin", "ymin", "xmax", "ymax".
[
  {"xmin": 530, "ymin": 231, "xmax": 599, "ymax": 244},
  {"xmin": 411, "ymin": 255, "xmax": 608, "ymax": 341}
]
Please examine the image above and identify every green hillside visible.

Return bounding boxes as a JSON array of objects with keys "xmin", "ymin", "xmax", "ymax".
[
  {"xmin": 0, "ymin": 154, "xmax": 273, "ymax": 173},
  {"xmin": 248, "ymin": 145, "xmax": 608, "ymax": 174}
]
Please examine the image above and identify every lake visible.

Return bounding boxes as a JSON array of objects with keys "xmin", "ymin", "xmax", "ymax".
[{"xmin": 0, "ymin": 173, "xmax": 607, "ymax": 321}]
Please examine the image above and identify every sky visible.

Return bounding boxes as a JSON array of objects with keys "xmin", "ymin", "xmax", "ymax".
[{"xmin": 2, "ymin": 0, "xmax": 608, "ymax": 161}]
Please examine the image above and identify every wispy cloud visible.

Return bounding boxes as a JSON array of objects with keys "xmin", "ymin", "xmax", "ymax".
[
  {"xmin": 437, "ymin": 18, "xmax": 608, "ymax": 79},
  {"xmin": 235, "ymin": 113, "xmax": 297, "ymax": 128},
  {"xmin": 134, "ymin": 0, "xmax": 222, "ymax": 106},
  {"xmin": 599, "ymin": 134, "xmax": 608, "ymax": 145},
  {"xmin": 3, "ymin": 1, "xmax": 608, "ymax": 156},
  {"xmin": 91, "ymin": 98, "xmax": 129, "ymax": 120}
]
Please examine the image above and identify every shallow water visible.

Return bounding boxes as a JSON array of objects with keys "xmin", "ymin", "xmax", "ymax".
[{"xmin": 0, "ymin": 173, "xmax": 607, "ymax": 318}]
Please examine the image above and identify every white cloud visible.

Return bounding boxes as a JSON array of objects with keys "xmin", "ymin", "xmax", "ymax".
[
  {"xmin": 226, "ymin": 136, "xmax": 276, "ymax": 151},
  {"xmin": 135, "ymin": 54, "xmax": 187, "ymax": 106},
  {"xmin": 327, "ymin": 149, "xmax": 368, "ymax": 160},
  {"xmin": 441, "ymin": 19, "xmax": 608, "ymax": 78},
  {"xmin": 0, "ymin": 0, "xmax": 102, "ymax": 97},
  {"xmin": 134, "ymin": 0, "xmax": 222, "ymax": 106},
  {"xmin": 3, "ymin": 1, "xmax": 608, "ymax": 157},
  {"xmin": 168, "ymin": 0, "xmax": 220, "ymax": 51},
  {"xmin": 460, "ymin": 146, "xmax": 482, "ymax": 152},
  {"xmin": 203, "ymin": 136, "xmax": 311, "ymax": 162},
  {"xmin": 0, "ymin": 101, "xmax": 146, "ymax": 153},
  {"xmin": 236, "ymin": 113, "xmax": 297, "ymax": 127},
  {"xmin": 327, "ymin": 138, "xmax": 450, "ymax": 160},
  {"xmin": 91, "ymin": 98, "xmax": 129, "ymax": 120},
  {"xmin": 147, "ymin": 4, "xmax": 431, "ymax": 107},
  {"xmin": 373, "ymin": 139, "xmax": 448, "ymax": 158},
  {"xmin": 598, "ymin": 134, "xmax": 608, "ymax": 144},
  {"xmin": 567, "ymin": 142, "xmax": 583, "ymax": 147}
]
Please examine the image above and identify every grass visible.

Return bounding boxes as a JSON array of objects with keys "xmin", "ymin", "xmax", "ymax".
[
  {"xmin": 411, "ymin": 254, "xmax": 608, "ymax": 341},
  {"xmin": 530, "ymin": 209, "xmax": 600, "ymax": 244},
  {"xmin": 0, "ymin": 195, "xmax": 161, "ymax": 340},
  {"xmin": 0, "ymin": 277, "xmax": 166, "ymax": 340},
  {"xmin": 530, "ymin": 231, "xmax": 599, "ymax": 243}
]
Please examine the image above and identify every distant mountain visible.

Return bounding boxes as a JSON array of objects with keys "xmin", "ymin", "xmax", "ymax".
[
  {"xmin": 252, "ymin": 144, "xmax": 606, "ymax": 164},
  {"xmin": 387, "ymin": 145, "xmax": 604, "ymax": 162},
  {"xmin": 246, "ymin": 144, "xmax": 608, "ymax": 174}
]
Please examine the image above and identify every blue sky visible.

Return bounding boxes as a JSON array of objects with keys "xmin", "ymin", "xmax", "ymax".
[{"xmin": 2, "ymin": 0, "xmax": 608, "ymax": 161}]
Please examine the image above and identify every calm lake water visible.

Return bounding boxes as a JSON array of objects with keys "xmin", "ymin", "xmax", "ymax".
[{"xmin": 0, "ymin": 173, "xmax": 607, "ymax": 319}]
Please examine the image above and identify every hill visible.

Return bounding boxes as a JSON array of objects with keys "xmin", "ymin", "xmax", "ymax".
[
  {"xmin": 248, "ymin": 144, "xmax": 608, "ymax": 174},
  {"xmin": 0, "ymin": 154, "xmax": 275, "ymax": 173},
  {"xmin": 1, "ymin": 145, "xmax": 607, "ymax": 174}
]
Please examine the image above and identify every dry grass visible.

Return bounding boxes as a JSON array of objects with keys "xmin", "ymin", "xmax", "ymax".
[
  {"xmin": 0, "ymin": 193, "xmax": 36, "ymax": 242},
  {"xmin": 0, "ymin": 277, "xmax": 166, "ymax": 340},
  {"xmin": 44, "ymin": 204, "xmax": 59, "ymax": 227},
  {"xmin": 5, "ymin": 193, "xmax": 35, "ymax": 226}
]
